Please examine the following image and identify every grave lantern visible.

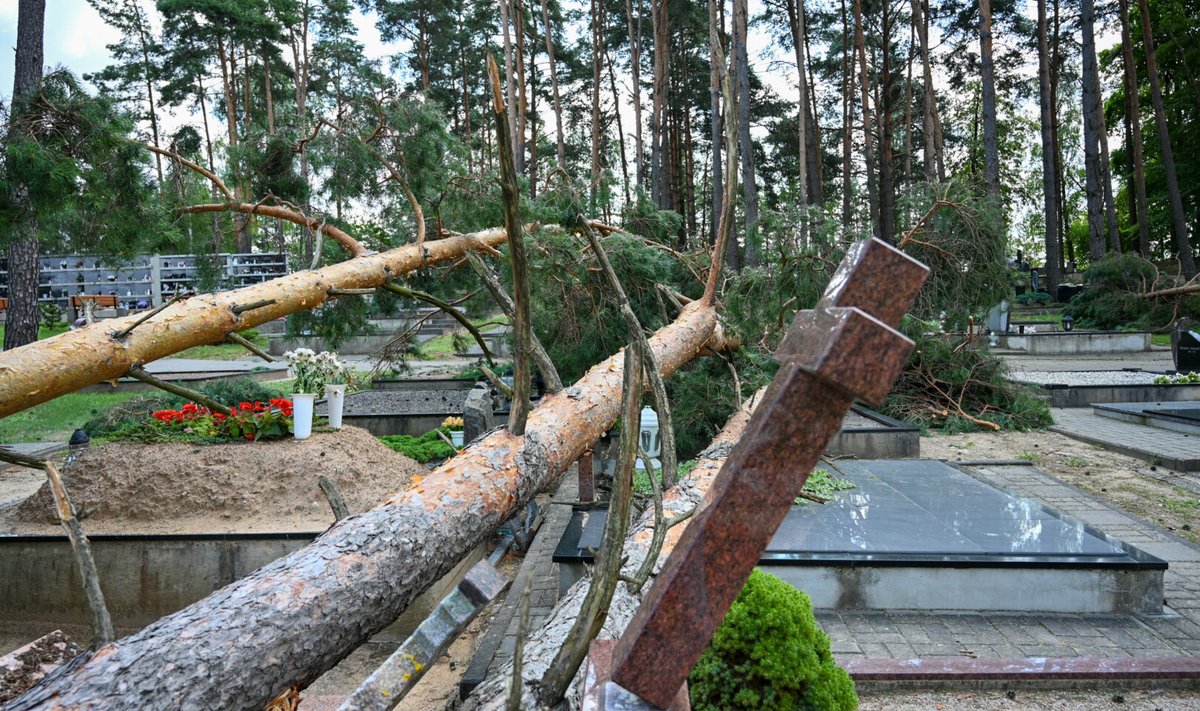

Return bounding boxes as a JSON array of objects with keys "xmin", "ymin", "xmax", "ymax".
[
  {"xmin": 636, "ymin": 405, "xmax": 661, "ymax": 471},
  {"xmin": 1062, "ymin": 314, "xmax": 1073, "ymax": 332}
]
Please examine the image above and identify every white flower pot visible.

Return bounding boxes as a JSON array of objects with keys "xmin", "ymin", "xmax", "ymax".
[
  {"xmin": 325, "ymin": 384, "xmax": 346, "ymax": 429},
  {"xmin": 451, "ymin": 430, "xmax": 464, "ymax": 447},
  {"xmin": 292, "ymin": 393, "xmax": 316, "ymax": 440}
]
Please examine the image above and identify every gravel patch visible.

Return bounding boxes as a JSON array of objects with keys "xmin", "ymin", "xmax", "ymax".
[{"xmin": 1012, "ymin": 370, "xmax": 1165, "ymax": 386}]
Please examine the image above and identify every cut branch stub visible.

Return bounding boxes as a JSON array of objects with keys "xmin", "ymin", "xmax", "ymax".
[{"xmin": 609, "ymin": 239, "xmax": 929, "ymax": 708}]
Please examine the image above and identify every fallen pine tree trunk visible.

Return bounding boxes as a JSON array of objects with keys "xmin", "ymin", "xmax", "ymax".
[
  {"xmin": 7, "ymin": 300, "xmax": 721, "ymax": 711},
  {"xmin": 0, "ymin": 227, "xmax": 511, "ymax": 420},
  {"xmin": 462, "ymin": 389, "xmax": 763, "ymax": 710}
]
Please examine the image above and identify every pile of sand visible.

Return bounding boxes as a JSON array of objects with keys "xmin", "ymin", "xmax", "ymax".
[{"xmin": 2, "ymin": 426, "xmax": 425, "ymax": 534}]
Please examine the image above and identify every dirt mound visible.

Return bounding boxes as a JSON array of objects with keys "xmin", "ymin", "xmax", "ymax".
[{"xmin": 6, "ymin": 427, "xmax": 424, "ymax": 534}]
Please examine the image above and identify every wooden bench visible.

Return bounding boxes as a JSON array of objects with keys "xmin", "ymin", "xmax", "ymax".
[
  {"xmin": 0, "ymin": 298, "xmax": 7, "ymax": 311},
  {"xmin": 70, "ymin": 295, "xmax": 120, "ymax": 309}
]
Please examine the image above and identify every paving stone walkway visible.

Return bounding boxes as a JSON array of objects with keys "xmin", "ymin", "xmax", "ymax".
[
  {"xmin": 1051, "ymin": 407, "xmax": 1200, "ymax": 472},
  {"xmin": 818, "ymin": 463, "xmax": 1200, "ymax": 665}
]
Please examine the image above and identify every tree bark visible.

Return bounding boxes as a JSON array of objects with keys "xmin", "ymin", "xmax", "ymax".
[
  {"xmin": 1037, "ymin": 0, "xmax": 1061, "ymax": 294},
  {"xmin": 853, "ymin": 0, "xmax": 880, "ymax": 240},
  {"xmin": 3, "ymin": 0, "xmax": 45, "ymax": 352},
  {"xmin": 1081, "ymin": 0, "xmax": 1107, "ymax": 263},
  {"xmin": 841, "ymin": 0, "xmax": 853, "ymax": 224},
  {"xmin": 541, "ymin": 0, "xmax": 566, "ymax": 168},
  {"xmin": 8, "ymin": 299, "xmax": 721, "ymax": 711},
  {"xmin": 1138, "ymin": 0, "xmax": 1196, "ymax": 278},
  {"xmin": 651, "ymin": 0, "xmax": 670, "ymax": 209},
  {"xmin": 786, "ymin": 0, "xmax": 809, "ymax": 213},
  {"xmin": 499, "ymin": 0, "xmax": 519, "ymax": 169},
  {"xmin": 1118, "ymin": 0, "xmax": 1150, "ymax": 257},
  {"xmin": 591, "ymin": 0, "xmax": 604, "ymax": 213},
  {"xmin": 624, "ymin": 0, "xmax": 645, "ymax": 187},
  {"xmin": 0, "ymin": 228, "xmax": 511, "ymax": 420},
  {"xmin": 879, "ymin": 0, "xmax": 896, "ymax": 242},
  {"xmin": 912, "ymin": 0, "xmax": 938, "ymax": 182},
  {"xmin": 733, "ymin": 0, "xmax": 761, "ymax": 265},
  {"xmin": 980, "ymin": 0, "xmax": 1000, "ymax": 203},
  {"xmin": 708, "ymin": 0, "xmax": 723, "ymax": 246}
]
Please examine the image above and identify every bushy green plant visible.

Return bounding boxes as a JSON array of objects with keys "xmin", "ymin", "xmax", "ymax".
[
  {"xmin": 690, "ymin": 569, "xmax": 857, "ymax": 710},
  {"xmin": 378, "ymin": 428, "xmax": 455, "ymax": 463}
]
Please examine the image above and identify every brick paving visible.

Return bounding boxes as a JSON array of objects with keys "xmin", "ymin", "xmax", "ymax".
[{"xmin": 1051, "ymin": 407, "xmax": 1200, "ymax": 472}]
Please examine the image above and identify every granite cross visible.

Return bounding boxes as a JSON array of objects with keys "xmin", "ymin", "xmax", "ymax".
[{"xmin": 603, "ymin": 238, "xmax": 929, "ymax": 709}]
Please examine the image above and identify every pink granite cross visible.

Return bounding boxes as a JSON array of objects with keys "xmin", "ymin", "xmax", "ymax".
[{"xmin": 606, "ymin": 238, "xmax": 929, "ymax": 709}]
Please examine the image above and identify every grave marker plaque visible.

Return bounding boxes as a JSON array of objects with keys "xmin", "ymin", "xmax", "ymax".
[
  {"xmin": 603, "ymin": 238, "xmax": 929, "ymax": 709},
  {"xmin": 1173, "ymin": 318, "xmax": 1200, "ymax": 373}
]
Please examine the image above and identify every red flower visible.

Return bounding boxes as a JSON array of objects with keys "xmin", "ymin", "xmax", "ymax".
[
  {"xmin": 212, "ymin": 412, "xmax": 226, "ymax": 421},
  {"xmin": 239, "ymin": 402, "xmax": 254, "ymax": 411},
  {"xmin": 245, "ymin": 433, "xmax": 254, "ymax": 440}
]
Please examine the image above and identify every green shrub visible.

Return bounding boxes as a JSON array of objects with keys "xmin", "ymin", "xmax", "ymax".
[
  {"xmin": 378, "ymin": 428, "xmax": 455, "ymax": 463},
  {"xmin": 690, "ymin": 569, "xmax": 857, "ymax": 710}
]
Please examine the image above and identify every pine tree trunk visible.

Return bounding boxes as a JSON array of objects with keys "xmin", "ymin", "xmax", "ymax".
[
  {"xmin": 786, "ymin": 0, "xmax": 809, "ymax": 212},
  {"xmin": 804, "ymin": 18, "xmax": 825, "ymax": 205},
  {"xmin": 708, "ymin": 0, "xmax": 722, "ymax": 246},
  {"xmin": 980, "ymin": 0, "xmax": 1000, "ymax": 202},
  {"xmin": 3, "ymin": 0, "xmax": 45, "ymax": 352},
  {"xmin": 1118, "ymin": 0, "xmax": 1150, "ymax": 257},
  {"xmin": 733, "ymin": 0, "xmax": 760, "ymax": 265},
  {"xmin": 7, "ymin": 302, "xmax": 721, "ymax": 711},
  {"xmin": 133, "ymin": 2, "xmax": 163, "ymax": 187},
  {"xmin": 841, "ymin": 0, "xmax": 853, "ymax": 224},
  {"xmin": 0, "ymin": 229, "xmax": 507, "ymax": 418},
  {"xmin": 624, "ymin": 0, "xmax": 645, "ymax": 187},
  {"xmin": 651, "ymin": 0, "xmax": 670, "ymax": 210},
  {"xmin": 591, "ymin": 0, "xmax": 603, "ymax": 212},
  {"xmin": 542, "ymin": 0, "xmax": 566, "ymax": 168},
  {"xmin": 879, "ymin": 1, "xmax": 896, "ymax": 242},
  {"xmin": 853, "ymin": 0, "xmax": 880, "ymax": 239},
  {"xmin": 1037, "ymin": 0, "xmax": 1062, "ymax": 294},
  {"xmin": 499, "ymin": 0, "xmax": 519, "ymax": 170},
  {"xmin": 1138, "ymin": 0, "xmax": 1196, "ymax": 278},
  {"xmin": 1081, "ymin": 0, "xmax": 1107, "ymax": 263},
  {"xmin": 903, "ymin": 15, "xmax": 915, "ymax": 196},
  {"xmin": 514, "ymin": 1, "xmax": 528, "ymax": 177},
  {"xmin": 912, "ymin": 0, "xmax": 939, "ymax": 181}
]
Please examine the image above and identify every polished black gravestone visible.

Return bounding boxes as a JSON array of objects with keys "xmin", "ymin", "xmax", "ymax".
[{"xmin": 760, "ymin": 459, "xmax": 1164, "ymax": 614}]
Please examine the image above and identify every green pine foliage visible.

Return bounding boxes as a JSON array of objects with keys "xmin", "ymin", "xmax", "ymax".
[
  {"xmin": 689, "ymin": 569, "xmax": 857, "ymax": 711},
  {"xmin": 0, "ymin": 69, "xmax": 173, "ymax": 256},
  {"xmin": 884, "ymin": 320, "xmax": 1052, "ymax": 432},
  {"xmin": 1064, "ymin": 253, "xmax": 1200, "ymax": 331}
]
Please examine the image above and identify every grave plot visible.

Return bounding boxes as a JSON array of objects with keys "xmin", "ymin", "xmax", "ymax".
[{"xmin": 761, "ymin": 459, "xmax": 1165, "ymax": 614}]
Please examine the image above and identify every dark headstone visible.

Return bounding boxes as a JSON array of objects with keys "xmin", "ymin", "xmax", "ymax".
[
  {"xmin": 1173, "ymin": 318, "xmax": 1200, "ymax": 373},
  {"xmin": 462, "ymin": 384, "xmax": 493, "ymax": 444}
]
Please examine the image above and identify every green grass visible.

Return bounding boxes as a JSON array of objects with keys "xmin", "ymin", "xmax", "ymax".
[
  {"xmin": 1153, "ymin": 333, "xmax": 1171, "ymax": 347},
  {"xmin": 0, "ymin": 323, "xmax": 71, "ymax": 346},
  {"xmin": 414, "ymin": 315, "xmax": 508, "ymax": 360},
  {"xmin": 0, "ymin": 391, "xmax": 144, "ymax": 443},
  {"xmin": 174, "ymin": 331, "xmax": 271, "ymax": 360}
]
